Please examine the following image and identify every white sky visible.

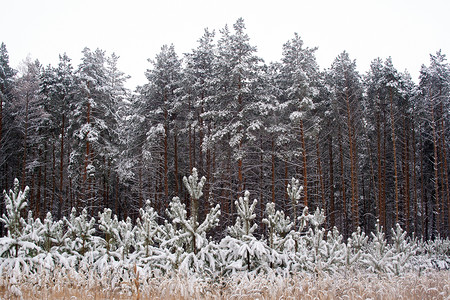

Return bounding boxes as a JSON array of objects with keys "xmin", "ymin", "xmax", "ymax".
[{"xmin": 2, "ymin": 0, "xmax": 449, "ymax": 89}]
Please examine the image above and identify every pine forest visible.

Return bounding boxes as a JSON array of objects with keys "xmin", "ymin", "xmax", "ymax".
[{"xmin": 0, "ymin": 18, "xmax": 449, "ymax": 298}]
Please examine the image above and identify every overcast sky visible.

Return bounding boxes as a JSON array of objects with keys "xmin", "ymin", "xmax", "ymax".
[{"xmin": 2, "ymin": 0, "xmax": 449, "ymax": 89}]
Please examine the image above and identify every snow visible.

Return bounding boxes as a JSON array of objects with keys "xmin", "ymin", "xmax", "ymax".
[{"xmin": 0, "ymin": 178, "xmax": 449, "ymax": 296}]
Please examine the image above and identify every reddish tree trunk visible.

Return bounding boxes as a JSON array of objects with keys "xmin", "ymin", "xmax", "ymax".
[
  {"xmin": 271, "ymin": 138, "xmax": 276, "ymax": 204},
  {"xmin": 300, "ymin": 120, "xmax": 308, "ymax": 207},
  {"xmin": 329, "ymin": 135, "xmax": 335, "ymax": 229},
  {"xmin": 345, "ymin": 88, "xmax": 358, "ymax": 231},
  {"xmin": 389, "ymin": 88, "xmax": 400, "ymax": 225},
  {"xmin": 59, "ymin": 114, "xmax": 65, "ymax": 218},
  {"xmin": 316, "ymin": 137, "xmax": 325, "ymax": 211},
  {"xmin": 338, "ymin": 126, "xmax": 347, "ymax": 234},
  {"xmin": 174, "ymin": 130, "xmax": 179, "ymax": 196},
  {"xmin": 22, "ymin": 93, "xmax": 29, "ymax": 189}
]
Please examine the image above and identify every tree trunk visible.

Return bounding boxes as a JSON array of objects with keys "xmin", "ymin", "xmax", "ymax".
[
  {"xmin": 403, "ymin": 116, "xmax": 410, "ymax": 232},
  {"xmin": 59, "ymin": 114, "xmax": 65, "ymax": 219},
  {"xmin": 285, "ymin": 160, "xmax": 289, "ymax": 201},
  {"xmin": 345, "ymin": 88, "xmax": 358, "ymax": 231},
  {"xmin": 411, "ymin": 115, "xmax": 418, "ymax": 234},
  {"xmin": 439, "ymin": 102, "xmax": 449, "ymax": 236},
  {"xmin": 338, "ymin": 126, "xmax": 347, "ymax": 235},
  {"xmin": 37, "ymin": 149, "xmax": 42, "ymax": 219},
  {"xmin": 205, "ymin": 124, "xmax": 212, "ymax": 203},
  {"xmin": 238, "ymin": 146, "xmax": 243, "ymax": 194},
  {"xmin": 300, "ymin": 120, "xmax": 308, "ymax": 207},
  {"xmin": 51, "ymin": 139, "xmax": 56, "ymax": 215},
  {"xmin": 316, "ymin": 137, "xmax": 325, "ymax": 211},
  {"xmin": 260, "ymin": 135, "xmax": 265, "ymax": 223},
  {"xmin": 382, "ymin": 107, "xmax": 388, "ymax": 232},
  {"xmin": 138, "ymin": 159, "xmax": 143, "ymax": 209},
  {"xmin": 376, "ymin": 112, "xmax": 385, "ymax": 230},
  {"xmin": 419, "ymin": 132, "xmax": 426, "ymax": 238},
  {"xmin": 83, "ymin": 100, "xmax": 91, "ymax": 209},
  {"xmin": 174, "ymin": 129, "xmax": 179, "ymax": 196},
  {"xmin": 271, "ymin": 138, "xmax": 276, "ymax": 204},
  {"xmin": 328, "ymin": 135, "xmax": 335, "ymax": 229},
  {"xmin": 440, "ymin": 117, "xmax": 450, "ymax": 236},
  {"xmin": 389, "ymin": 88, "xmax": 400, "ymax": 225},
  {"xmin": 430, "ymin": 95, "xmax": 440, "ymax": 234},
  {"xmin": 164, "ymin": 121, "xmax": 169, "ymax": 203},
  {"xmin": 0, "ymin": 93, "xmax": 2, "ymax": 156},
  {"xmin": 188, "ymin": 98, "xmax": 193, "ymax": 171},
  {"xmin": 22, "ymin": 93, "xmax": 29, "ymax": 189}
]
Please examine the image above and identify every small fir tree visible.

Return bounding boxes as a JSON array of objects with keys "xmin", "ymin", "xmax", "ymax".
[
  {"xmin": 262, "ymin": 202, "xmax": 293, "ymax": 251},
  {"xmin": 228, "ymin": 190, "xmax": 258, "ymax": 239},
  {"xmin": 0, "ymin": 179, "xmax": 31, "ymax": 258},
  {"xmin": 135, "ymin": 200, "xmax": 160, "ymax": 258},
  {"xmin": 64, "ymin": 208, "xmax": 96, "ymax": 257}
]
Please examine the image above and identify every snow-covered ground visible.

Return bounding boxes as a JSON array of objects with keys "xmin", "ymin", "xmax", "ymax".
[
  {"xmin": 0, "ymin": 269, "xmax": 448, "ymax": 299},
  {"xmin": 1, "ymin": 177, "xmax": 449, "ymax": 298}
]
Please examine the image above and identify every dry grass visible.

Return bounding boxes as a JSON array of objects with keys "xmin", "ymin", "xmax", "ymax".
[{"xmin": 1, "ymin": 270, "xmax": 449, "ymax": 299}]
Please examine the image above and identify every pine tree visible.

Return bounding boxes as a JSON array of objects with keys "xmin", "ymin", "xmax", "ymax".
[
  {"xmin": 135, "ymin": 200, "xmax": 160, "ymax": 258},
  {"xmin": 287, "ymin": 177, "xmax": 303, "ymax": 228},
  {"xmin": 70, "ymin": 48, "xmax": 126, "ymax": 213},
  {"xmin": 389, "ymin": 223, "xmax": 416, "ymax": 275},
  {"xmin": 327, "ymin": 51, "xmax": 363, "ymax": 234},
  {"xmin": 164, "ymin": 168, "xmax": 220, "ymax": 254},
  {"xmin": 262, "ymin": 202, "xmax": 293, "ymax": 251},
  {"xmin": 363, "ymin": 220, "xmax": 392, "ymax": 273},
  {"xmin": 142, "ymin": 44, "xmax": 182, "ymax": 210},
  {"xmin": 279, "ymin": 33, "xmax": 321, "ymax": 208},
  {"xmin": 0, "ymin": 44, "xmax": 17, "ymax": 201},
  {"xmin": 40, "ymin": 53, "xmax": 75, "ymax": 217},
  {"xmin": 419, "ymin": 51, "xmax": 450, "ymax": 238},
  {"xmin": 228, "ymin": 190, "xmax": 258, "ymax": 239},
  {"xmin": 0, "ymin": 178, "xmax": 30, "ymax": 257},
  {"xmin": 102, "ymin": 53, "xmax": 130, "ymax": 212},
  {"xmin": 64, "ymin": 207, "xmax": 96, "ymax": 257},
  {"xmin": 12, "ymin": 58, "xmax": 47, "ymax": 217},
  {"xmin": 209, "ymin": 19, "xmax": 263, "ymax": 219}
]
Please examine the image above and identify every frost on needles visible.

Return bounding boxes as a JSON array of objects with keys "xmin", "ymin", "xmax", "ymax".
[{"xmin": 0, "ymin": 176, "xmax": 448, "ymax": 288}]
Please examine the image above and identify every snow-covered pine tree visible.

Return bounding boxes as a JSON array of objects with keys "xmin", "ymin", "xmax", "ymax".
[
  {"xmin": 30, "ymin": 212, "xmax": 72, "ymax": 274},
  {"xmin": 303, "ymin": 208, "xmax": 328, "ymax": 272},
  {"xmin": 228, "ymin": 190, "xmax": 257, "ymax": 239},
  {"xmin": 135, "ymin": 200, "xmax": 160, "ymax": 258},
  {"xmin": 326, "ymin": 51, "xmax": 363, "ymax": 233},
  {"xmin": 116, "ymin": 217, "xmax": 135, "ymax": 262},
  {"xmin": 64, "ymin": 207, "xmax": 96, "ymax": 258},
  {"xmin": 418, "ymin": 50, "xmax": 450, "ymax": 238},
  {"xmin": 389, "ymin": 223, "xmax": 416, "ymax": 275},
  {"xmin": 160, "ymin": 168, "xmax": 220, "ymax": 274},
  {"xmin": 39, "ymin": 212, "xmax": 64, "ymax": 253},
  {"xmin": 287, "ymin": 177, "xmax": 303, "ymax": 228},
  {"xmin": 164, "ymin": 168, "xmax": 220, "ymax": 254},
  {"xmin": 319, "ymin": 227, "xmax": 346, "ymax": 273},
  {"xmin": 222, "ymin": 191, "xmax": 272, "ymax": 274},
  {"xmin": 183, "ymin": 28, "xmax": 217, "ymax": 202},
  {"xmin": 39, "ymin": 54, "xmax": 75, "ymax": 219},
  {"xmin": 183, "ymin": 167, "xmax": 206, "ymax": 243},
  {"xmin": 345, "ymin": 226, "xmax": 368, "ymax": 268},
  {"xmin": 142, "ymin": 44, "xmax": 182, "ymax": 205},
  {"xmin": 102, "ymin": 52, "xmax": 130, "ymax": 211},
  {"xmin": 262, "ymin": 202, "xmax": 293, "ymax": 251},
  {"xmin": 363, "ymin": 220, "xmax": 392, "ymax": 273},
  {"xmin": 262, "ymin": 202, "xmax": 296, "ymax": 273},
  {"xmin": 279, "ymin": 34, "xmax": 321, "ymax": 209},
  {"xmin": 0, "ymin": 179, "xmax": 41, "ymax": 284},
  {"xmin": 0, "ymin": 178, "xmax": 30, "ymax": 257},
  {"xmin": 97, "ymin": 208, "xmax": 120, "ymax": 260},
  {"xmin": 208, "ymin": 19, "xmax": 264, "ymax": 214}
]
